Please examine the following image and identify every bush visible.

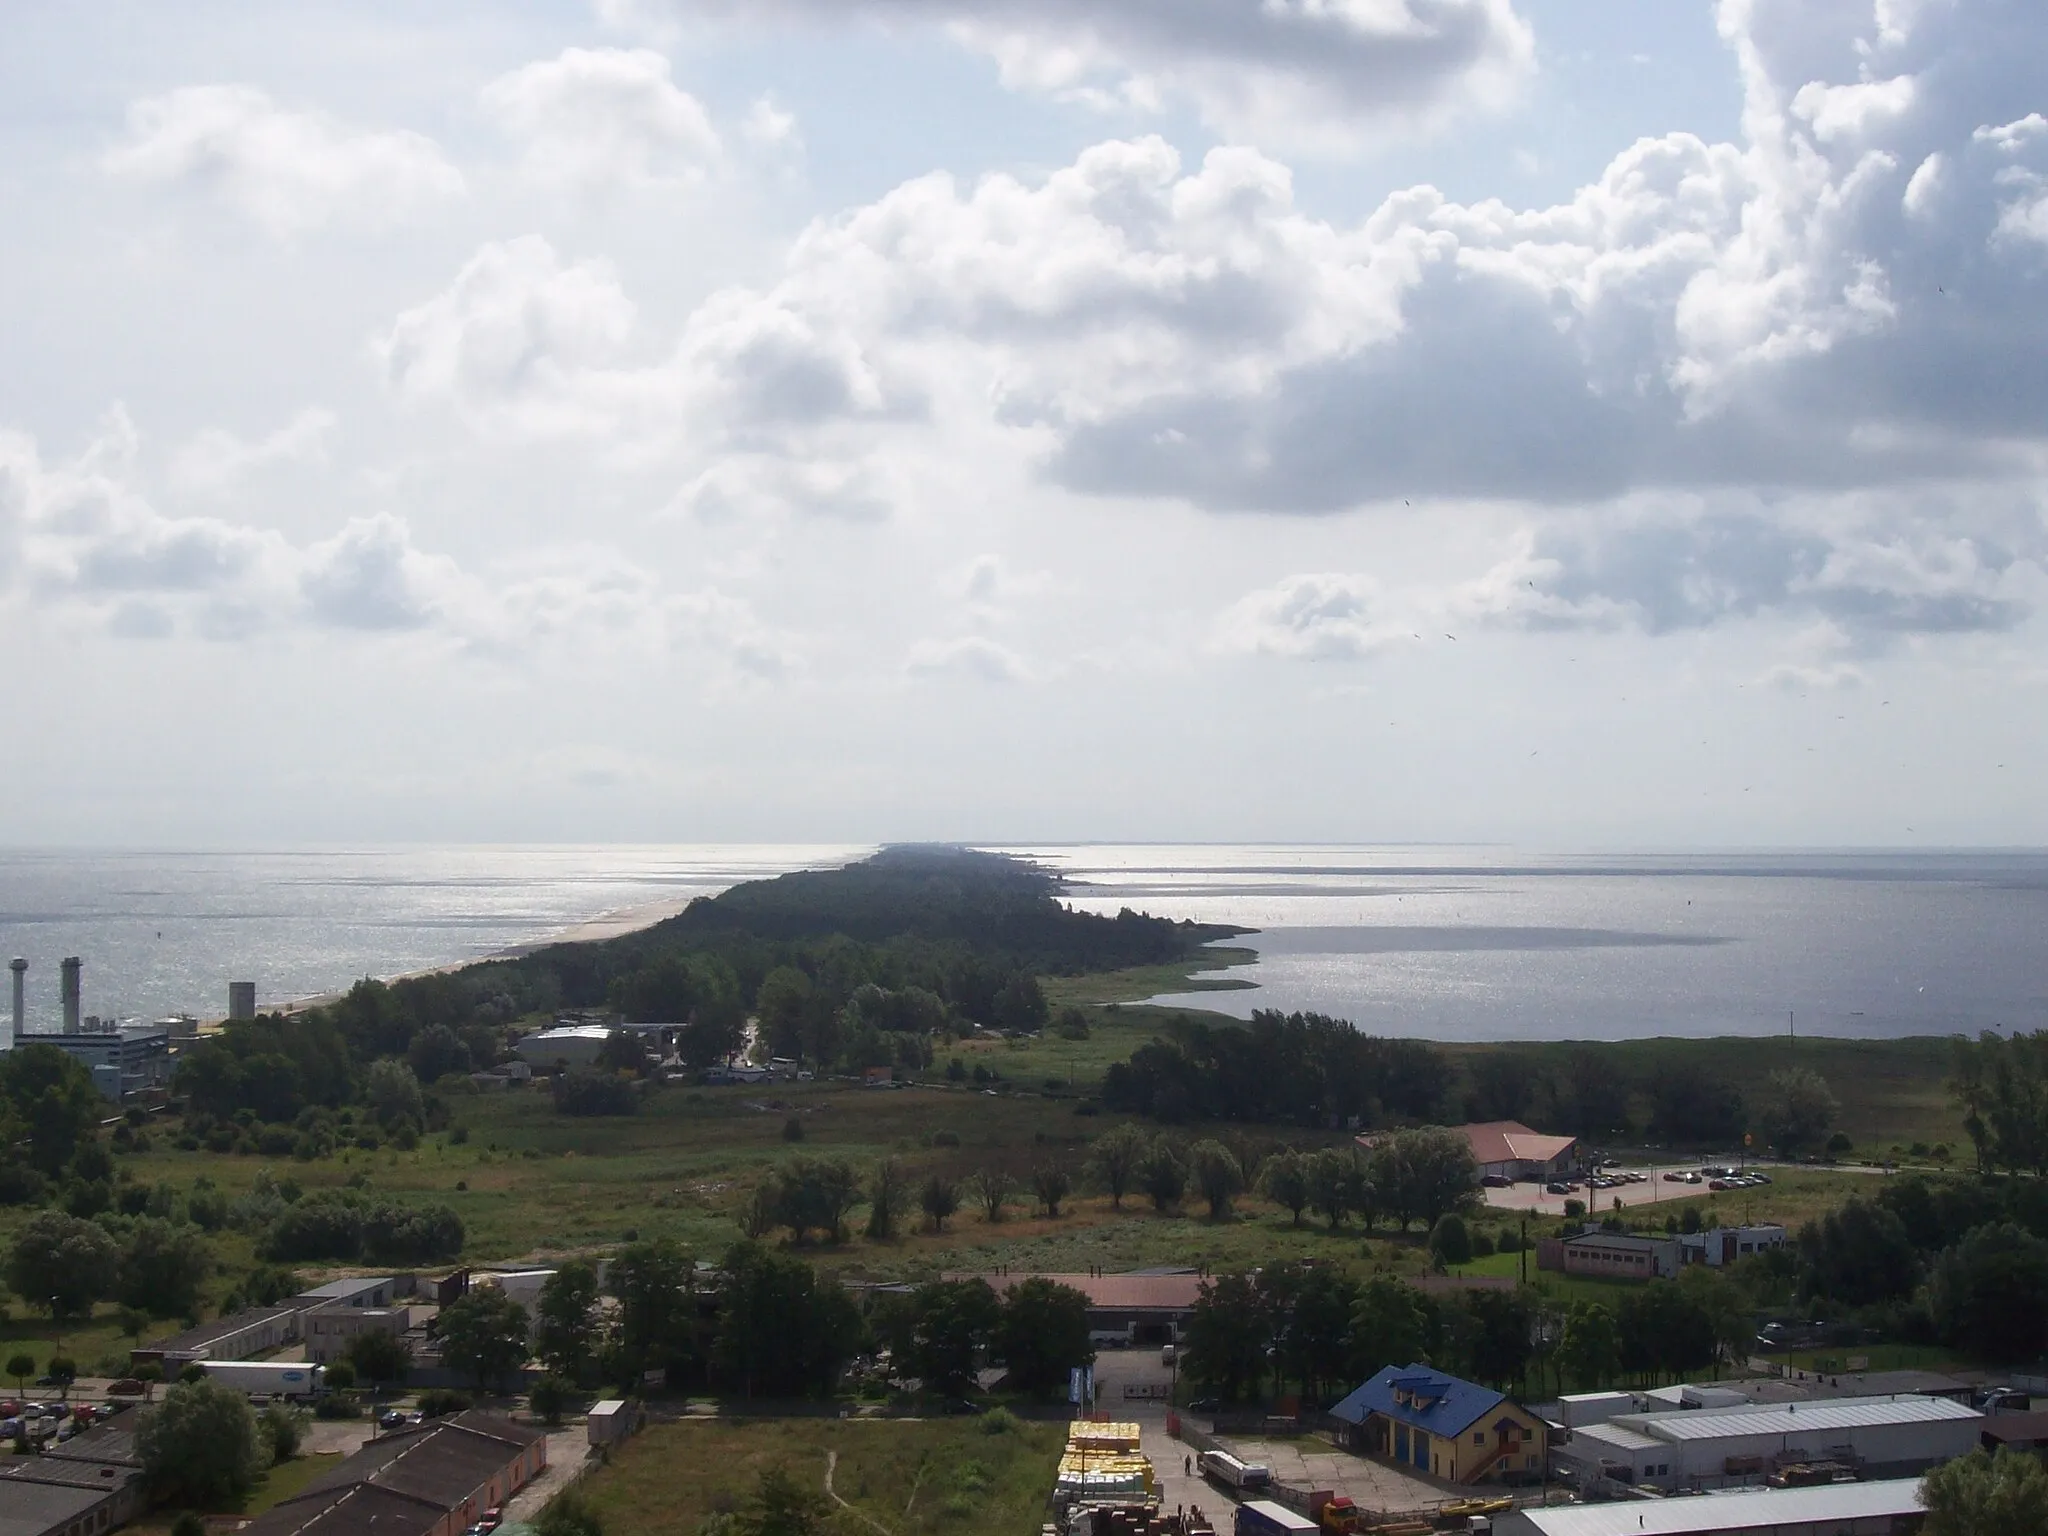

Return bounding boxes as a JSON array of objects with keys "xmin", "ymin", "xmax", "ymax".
[
  {"xmin": 551, "ymin": 1070, "xmax": 637, "ymax": 1117},
  {"xmin": 322, "ymin": 1360, "xmax": 356, "ymax": 1391},
  {"xmin": 416, "ymin": 1389, "xmax": 471, "ymax": 1419},
  {"xmin": 782, "ymin": 1116, "xmax": 805, "ymax": 1143},
  {"xmin": 171, "ymin": 1514, "xmax": 206, "ymax": 1536},
  {"xmin": 1429, "ymin": 1214, "xmax": 1474, "ymax": 1266},
  {"xmin": 260, "ymin": 1403, "xmax": 309, "ymax": 1463},
  {"xmin": 1469, "ymin": 1230, "xmax": 1497, "ymax": 1258},
  {"xmin": 535, "ymin": 1487, "xmax": 603, "ymax": 1536},
  {"xmin": 980, "ymin": 1405, "xmax": 1021, "ymax": 1435},
  {"xmin": 529, "ymin": 1374, "xmax": 572, "ymax": 1426}
]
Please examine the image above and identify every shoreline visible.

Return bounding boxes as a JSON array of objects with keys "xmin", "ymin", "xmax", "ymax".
[{"xmin": 256, "ymin": 893, "xmax": 699, "ymax": 1020}]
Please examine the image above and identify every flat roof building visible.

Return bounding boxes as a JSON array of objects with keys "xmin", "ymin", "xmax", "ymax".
[
  {"xmin": 131, "ymin": 1302, "xmax": 303, "ymax": 1368},
  {"xmin": 21, "ymin": 1025, "xmax": 172, "ymax": 1101},
  {"xmin": 1495, "ymin": 1478, "xmax": 1928, "ymax": 1536},
  {"xmin": 295, "ymin": 1276, "xmax": 398, "ymax": 1309},
  {"xmin": 0, "ymin": 1413, "xmax": 148, "ymax": 1536},
  {"xmin": 1559, "ymin": 1394, "xmax": 1981, "ymax": 1492}
]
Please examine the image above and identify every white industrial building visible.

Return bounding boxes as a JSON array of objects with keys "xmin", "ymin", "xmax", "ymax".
[
  {"xmin": 514, "ymin": 1023, "xmax": 619, "ymax": 1069},
  {"xmin": 1557, "ymin": 1395, "xmax": 1981, "ymax": 1491},
  {"xmin": 1494, "ymin": 1479, "xmax": 1928, "ymax": 1536}
]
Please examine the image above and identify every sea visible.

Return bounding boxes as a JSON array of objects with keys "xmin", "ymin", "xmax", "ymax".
[{"xmin": 1, "ymin": 844, "xmax": 2043, "ymax": 1042}]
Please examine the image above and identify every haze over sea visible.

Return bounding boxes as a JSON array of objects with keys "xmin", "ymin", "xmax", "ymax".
[{"xmin": 1, "ymin": 845, "xmax": 2042, "ymax": 1042}]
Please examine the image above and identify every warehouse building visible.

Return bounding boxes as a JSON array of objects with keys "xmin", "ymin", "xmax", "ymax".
[
  {"xmin": 131, "ymin": 1302, "xmax": 303, "ymax": 1369},
  {"xmin": 0, "ymin": 1414, "xmax": 148, "ymax": 1536},
  {"xmin": 1558, "ymin": 1394, "xmax": 1981, "ymax": 1492},
  {"xmin": 1329, "ymin": 1365, "xmax": 1550, "ymax": 1484},
  {"xmin": 238, "ymin": 1411, "xmax": 547, "ymax": 1536},
  {"xmin": 1494, "ymin": 1478, "xmax": 1927, "ymax": 1536},
  {"xmin": 1540, "ymin": 1229, "xmax": 1682, "ymax": 1281}
]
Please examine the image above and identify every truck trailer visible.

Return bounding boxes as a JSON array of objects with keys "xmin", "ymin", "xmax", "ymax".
[
  {"xmin": 194, "ymin": 1361, "xmax": 325, "ymax": 1400},
  {"xmin": 1233, "ymin": 1501, "xmax": 1316, "ymax": 1536},
  {"xmin": 1200, "ymin": 1450, "xmax": 1272, "ymax": 1492}
]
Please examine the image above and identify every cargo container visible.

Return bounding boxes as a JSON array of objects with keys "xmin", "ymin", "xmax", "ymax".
[
  {"xmin": 194, "ymin": 1361, "xmax": 325, "ymax": 1399},
  {"xmin": 1234, "ymin": 1500, "xmax": 1316, "ymax": 1536},
  {"xmin": 1201, "ymin": 1450, "xmax": 1272, "ymax": 1492}
]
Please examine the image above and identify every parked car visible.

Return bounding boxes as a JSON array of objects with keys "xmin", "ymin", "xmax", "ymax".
[
  {"xmin": 379, "ymin": 1410, "xmax": 409, "ymax": 1431},
  {"xmin": 1481, "ymin": 1174, "xmax": 1513, "ymax": 1188},
  {"xmin": 1544, "ymin": 1182, "xmax": 1571, "ymax": 1195}
]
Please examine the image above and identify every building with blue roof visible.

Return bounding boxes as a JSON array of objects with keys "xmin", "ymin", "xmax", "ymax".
[{"xmin": 1328, "ymin": 1364, "xmax": 1549, "ymax": 1484}]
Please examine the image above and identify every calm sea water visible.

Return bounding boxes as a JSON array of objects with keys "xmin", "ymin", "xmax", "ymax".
[
  {"xmin": 2, "ymin": 844, "xmax": 2041, "ymax": 1041},
  {"xmin": 0, "ymin": 846, "xmax": 862, "ymax": 1029},
  {"xmin": 999, "ymin": 845, "xmax": 2048, "ymax": 1041}
]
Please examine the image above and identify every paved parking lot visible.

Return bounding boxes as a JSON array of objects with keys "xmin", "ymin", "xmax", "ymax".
[
  {"xmin": 1481, "ymin": 1164, "xmax": 1785, "ymax": 1219},
  {"xmin": 1217, "ymin": 1435, "xmax": 1446, "ymax": 1517}
]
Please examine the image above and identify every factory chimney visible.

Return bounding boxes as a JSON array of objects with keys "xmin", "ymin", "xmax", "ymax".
[
  {"xmin": 8, "ymin": 959, "xmax": 23, "ymax": 1043},
  {"xmin": 60, "ymin": 956, "xmax": 82, "ymax": 1035}
]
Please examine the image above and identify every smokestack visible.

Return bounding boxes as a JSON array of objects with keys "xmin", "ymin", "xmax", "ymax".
[
  {"xmin": 61, "ymin": 957, "xmax": 82, "ymax": 1035},
  {"xmin": 8, "ymin": 959, "xmax": 23, "ymax": 1043}
]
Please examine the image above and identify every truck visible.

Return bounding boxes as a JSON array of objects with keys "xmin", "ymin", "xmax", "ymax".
[
  {"xmin": 1200, "ymin": 1451, "xmax": 1273, "ymax": 1492},
  {"xmin": 1233, "ymin": 1501, "xmax": 1316, "ymax": 1536},
  {"xmin": 194, "ymin": 1361, "xmax": 325, "ymax": 1400}
]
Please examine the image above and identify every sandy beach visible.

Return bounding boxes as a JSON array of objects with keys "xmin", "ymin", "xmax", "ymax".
[{"xmin": 259, "ymin": 893, "xmax": 700, "ymax": 1018}]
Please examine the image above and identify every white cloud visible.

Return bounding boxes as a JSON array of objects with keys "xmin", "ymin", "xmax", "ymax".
[
  {"xmin": 0, "ymin": 412, "xmax": 785, "ymax": 669},
  {"xmin": 480, "ymin": 47, "xmax": 721, "ymax": 190},
  {"xmin": 169, "ymin": 409, "xmax": 337, "ymax": 495},
  {"xmin": 741, "ymin": 96, "xmax": 800, "ymax": 152},
  {"xmin": 1215, "ymin": 573, "xmax": 1397, "ymax": 660},
  {"xmin": 102, "ymin": 85, "xmax": 462, "ymax": 235},
  {"xmin": 604, "ymin": 0, "xmax": 1536, "ymax": 151},
  {"xmin": 905, "ymin": 633, "xmax": 1029, "ymax": 682}
]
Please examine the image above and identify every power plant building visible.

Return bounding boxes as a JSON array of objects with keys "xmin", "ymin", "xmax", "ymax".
[{"xmin": 229, "ymin": 980, "xmax": 257, "ymax": 1020}]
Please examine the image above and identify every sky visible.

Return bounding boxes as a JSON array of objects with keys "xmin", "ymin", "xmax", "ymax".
[{"xmin": 2, "ymin": 0, "xmax": 2045, "ymax": 848}]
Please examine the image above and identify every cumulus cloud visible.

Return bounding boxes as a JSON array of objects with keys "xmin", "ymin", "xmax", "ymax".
[
  {"xmin": 1214, "ymin": 573, "xmax": 1397, "ymax": 660},
  {"xmin": 563, "ymin": 0, "xmax": 2048, "ymax": 517},
  {"xmin": 481, "ymin": 47, "xmax": 721, "ymax": 190},
  {"xmin": 0, "ymin": 412, "xmax": 787, "ymax": 671},
  {"xmin": 102, "ymin": 85, "xmax": 462, "ymax": 234},
  {"xmin": 602, "ymin": 0, "xmax": 1535, "ymax": 149},
  {"xmin": 169, "ymin": 409, "xmax": 336, "ymax": 494},
  {"xmin": 905, "ymin": 633, "xmax": 1030, "ymax": 682},
  {"xmin": 1456, "ymin": 503, "xmax": 2038, "ymax": 642}
]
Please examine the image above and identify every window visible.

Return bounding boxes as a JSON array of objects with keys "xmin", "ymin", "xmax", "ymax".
[{"xmin": 1474, "ymin": 1433, "xmax": 1485, "ymax": 1445}]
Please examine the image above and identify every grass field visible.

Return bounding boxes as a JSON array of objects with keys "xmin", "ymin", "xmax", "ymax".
[{"xmin": 580, "ymin": 1417, "xmax": 1064, "ymax": 1536}]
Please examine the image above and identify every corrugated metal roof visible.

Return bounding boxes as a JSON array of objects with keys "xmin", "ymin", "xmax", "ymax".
[
  {"xmin": 1513, "ymin": 1478, "xmax": 1925, "ymax": 1536},
  {"xmin": 1568, "ymin": 1423, "xmax": 1664, "ymax": 1453},
  {"xmin": 1619, "ymin": 1394, "xmax": 1979, "ymax": 1442}
]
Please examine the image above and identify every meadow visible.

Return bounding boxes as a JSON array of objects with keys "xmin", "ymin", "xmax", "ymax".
[{"xmin": 578, "ymin": 1416, "xmax": 1066, "ymax": 1536}]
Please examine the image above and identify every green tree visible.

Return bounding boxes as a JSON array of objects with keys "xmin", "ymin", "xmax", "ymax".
[
  {"xmin": 0, "ymin": 1044, "xmax": 104, "ymax": 1176},
  {"xmin": 995, "ymin": 1278, "xmax": 1093, "ymax": 1399},
  {"xmin": 259, "ymin": 1402, "xmax": 309, "ymax": 1464},
  {"xmin": 969, "ymin": 1164, "xmax": 1014, "ymax": 1224},
  {"xmin": 1381, "ymin": 1127, "xmax": 1479, "ymax": 1230},
  {"xmin": 117, "ymin": 1218, "xmax": 213, "ymax": 1319},
  {"xmin": 746, "ymin": 1466, "xmax": 815, "ymax": 1536},
  {"xmin": 1458, "ymin": 1288, "xmax": 1533, "ymax": 1390},
  {"xmin": 1188, "ymin": 1140, "xmax": 1243, "ymax": 1221},
  {"xmin": 1929, "ymin": 1223, "xmax": 2048, "ymax": 1361},
  {"xmin": 437, "ymin": 1286, "xmax": 530, "ymax": 1392},
  {"xmin": 534, "ymin": 1260, "xmax": 602, "ymax": 1385},
  {"xmin": 365, "ymin": 1059, "xmax": 425, "ymax": 1131},
  {"xmin": 1755, "ymin": 1068, "xmax": 1840, "ymax": 1158},
  {"xmin": 1030, "ymin": 1162, "xmax": 1072, "ymax": 1219},
  {"xmin": 1796, "ymin": 1197, "xmax": 1917, "ymax": 1307},
  {"xmin": 608, "ymin": 1238, "xmax": 697, "ymax": 1389},
  {"xmin": 529, "ymin": 1374, "xmax": 572, "ymax": 1426},
  {"xmin": 1920, "ymin": 1447, "xmax": 2048, "ymax": 1536},
  {"xmin": 754, "ymin": 966, "xmax": 817, "ymax": 1063},
  {"xmin": 1348, "ymin": 1275, "xmax": 1431, "ymax": 1381},
  {"xmin": 1088, "ymin": 1123, "xmax": 1148, "ymax": 1209},
  {"xmin": 137, "ymin": 1379, "xmax": 264, "ymax": 1506},
  {"xmin": 1138, "ymin": 1138, "xmax": 1186, "ymax": 1212},
  {"xmin": 865, "ymin": 1159, "xmax": 906, "ymax": 1240},
  {"xmin": 769, "ymin": 1157, "xmax": 862, "ymax": 1244},
  {"xmin": 346, "ymin": 1329, "xmax": 412, "ymax": 1393},
  {"xmin": 919, "ymin": 1174, "xmax": 959, "ymax": 1233},
  {"xmin": 1259, "ymin": 1150, "xmax": 1311, "ymax": 1227},
  {"xmin": 6, "ymin": 1352, "xmax": 33, "ymax": 1392},
  {"xmin": 1428, "ymin": 1213, "xmax": 1474, "ymax": 1267},
  {"xmin": 407, "ymin": 1025, "xmax": 472, "ymax": 1084},
  {"xmin": 6, "ymin": 1211, "xmax": 119, "ymax": 1320},
  {"xmin": 711, "ymin": 1242, "xmax": 864, "ymax": 1399},
  {"xmin": 1558, "ymin": 1303, "xmax": 1622, "ymax": 1391},
  {"xmin": 1308, "ymin": 1148, "xmax": 1358, "ymax": 1230},
  {"xmin": 1184, "ymin": 1272, "xmax": 1268, "ymax": 1403},
  {"xmin": 908, "ymin": 1278, "xmax": 1001, "ymax": 1394}
]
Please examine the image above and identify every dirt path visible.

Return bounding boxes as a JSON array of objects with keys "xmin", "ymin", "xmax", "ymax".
[{"xmin": 823, "ymin": 1449, "xmax": 897, "ymax": 1536}]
